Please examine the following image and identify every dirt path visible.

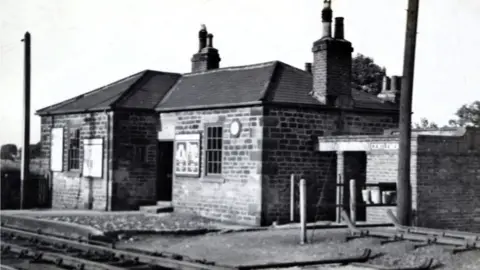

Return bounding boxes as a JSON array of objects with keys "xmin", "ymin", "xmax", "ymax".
[{"xmin": 119, "ymin": 228, "xmax": 480, "ymax": 269}]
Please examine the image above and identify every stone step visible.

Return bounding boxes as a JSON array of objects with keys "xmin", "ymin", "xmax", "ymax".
[
  {"xmin": 156, "ymin": 201, "xmax": 173, "ymax": 207},
  {"xmin": 139, "ymin": 204, "xmax": 173, "ymax": 214}
]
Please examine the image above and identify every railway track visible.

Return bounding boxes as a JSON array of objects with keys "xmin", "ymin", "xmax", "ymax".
[{"xmin": 0, "ymin": 220, "xmax": 442, "ymax": 270}]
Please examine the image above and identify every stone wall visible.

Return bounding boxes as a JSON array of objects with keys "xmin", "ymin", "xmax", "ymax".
[
  {"xmin": 262, "ymin": 106, "xmax": 399, "ymax": 225},
  {"xmin": 163, "ymin": 106, "xmax": 264, "ymax": 225},
  {"xmin": 416, "ymin": 132, "xmax": 480, "ymax": 232},
  {"xmin": 40, "ymin": 112, "xmax": 113, "ymax": 210},
  {"xmin": 111, "ymin": 111, "xmax": 159, "ymax": 210}
]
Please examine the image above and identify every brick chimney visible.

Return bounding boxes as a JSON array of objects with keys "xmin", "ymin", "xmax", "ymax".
[
  {"xmin": 310, "ymin": 0, "xmax": 354, "ymax": 108},
  {"xmin": 191, "ymin": 25, "xmax": 221, "ymax": 73},
  {"xmin": 377, "ymin": 75, "xmax": 401, "ymax": 103}
]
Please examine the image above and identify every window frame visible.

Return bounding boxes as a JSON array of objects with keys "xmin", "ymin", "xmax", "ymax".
[
  {"xmin": 67, "ymin": 128, "xmax": 81, "ymax": 171},
  {"xmin": 204, "ymin": 125, "xmax": 223, "ymax": 177}
]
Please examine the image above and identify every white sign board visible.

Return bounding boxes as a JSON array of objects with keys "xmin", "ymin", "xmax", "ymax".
[
  {"xmin": 82, "ymin": 138, "xmax": 103, "ymax": 178},
  {"xmin": 50, "ymin": 128, "xmax": 64, "ymax": 171},
  {"xmin": 317, "ymin": 141, "xmax": 399, "ymax": 152},
  {"xmin": 370, "ymin": 143, "xmax": 399, "ymax": 150},
  {"xmin": 175, "ymin": 134, "xmax": 200, "ymax": 176}
]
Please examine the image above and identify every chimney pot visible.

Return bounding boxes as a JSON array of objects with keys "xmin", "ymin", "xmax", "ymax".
[
  {"xmin": 391, "ymin": 75, "xmax": 402, "ymax": 92},
  {"xmin": 198, "ymin": 24, "xmax": 208, "ymax": 51},
  {"xmin": 305, "ymin": 63, "xmax": 312, "ymax": 74},
  {"xmin": 382, "ymin": 75, "xmax": 391, "ymax": 91},
  {"xmin": 207, "ymin": 33, "xmax": 214, "ymax": 47},
  {"xmin": 321, "ymin": 0, "xmax": 333, "ymax": 38},
  {"xmin": 334, "ymin": 17, "xmax": 344, "ymax": 39}
]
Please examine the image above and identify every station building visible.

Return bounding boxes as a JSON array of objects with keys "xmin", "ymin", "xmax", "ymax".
[{"xmin": 35, "ymin": 2, "xmax": 480, "ymax": 229}]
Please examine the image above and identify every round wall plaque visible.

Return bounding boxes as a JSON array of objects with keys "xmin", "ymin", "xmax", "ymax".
[{"xmin": 230, "ymin": 119, "xmax": 242, "ymax": 137}]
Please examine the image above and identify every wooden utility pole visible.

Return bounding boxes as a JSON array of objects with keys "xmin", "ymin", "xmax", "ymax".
[
  {"xmin": 20, "ymin": 32, "xmax": 31, "ymax": 209},
  {"xmin": 397, "ymin": 0, "xmax": 420, "ymax": 226}
]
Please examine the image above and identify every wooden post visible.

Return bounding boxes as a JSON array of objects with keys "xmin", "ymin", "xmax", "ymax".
[
  {"xmin": 20, "ymin": 32, "xmax": 31, "ymax": 210},
  {"xmin": 349, "ymin": 179, "xmax": 356, "ymax": 224},
  {"xmin": 397, "ymin": 0, "xmax": 419, "ymax": 226},
  {"xmin": 299, "ymin": 178, "xmax": 307, "ymax": 244},
  {"xmin": 336, "ymin": 173, "xmax": 343, "ymax": 223},
  {"xmin": 290, "ymin": 174, "xmax": 295, "ymax": 222}
]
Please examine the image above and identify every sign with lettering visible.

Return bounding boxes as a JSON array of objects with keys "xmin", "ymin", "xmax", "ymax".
[
  {"xmin": 175, "ymin": 134, "xmax": 200, "ymax": 176},
  {"xmin": 370, "ymin": 143, "xmax": 399, "ymax": 150},
  {"xmin": 50, "ymin": 128, "xmax": 64, "ymax": 171},
  {"xmin": 317, "ymin": 140, "xmax": 399, "ymax": 152},
  {"xmin": 82, "ymin": 138, "xmax": 103, "ymax": 178}
]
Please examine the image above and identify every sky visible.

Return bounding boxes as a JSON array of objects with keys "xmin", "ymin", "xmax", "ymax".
[{"xmin": 1, "ymin": 0, "xmax": 479, "ymax": 146}]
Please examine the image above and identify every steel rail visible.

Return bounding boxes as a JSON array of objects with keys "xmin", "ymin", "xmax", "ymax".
[
  {"xmin": 341, "ymin": 210, "xmax": 480, "ymax": 248},
  {"xmin": 351, "ymin": 257, "xmax": 434, "ymax": 270},
  {"xmin": 386, "ymin": 210, "xmax": 480, "ymax": 240},
  {"xmin": 235, "ymin": 249, "xmax": 371, "ymax": 269},
  {"xmin": 1, "ymin": 225, "xmax": 235, "ymax": 270},
  {"xmin": 1, "ymin": 242, "xmax": 126, "ymax": 270}
]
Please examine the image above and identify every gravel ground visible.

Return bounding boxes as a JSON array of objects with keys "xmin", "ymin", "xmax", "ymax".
[
  {"xmin": 118, "ymin": 228, "xmax": 480, "ymax": 270},
  {"xmin": 34, "ymin": 212, "xmax": 233, "ymax": 233}
]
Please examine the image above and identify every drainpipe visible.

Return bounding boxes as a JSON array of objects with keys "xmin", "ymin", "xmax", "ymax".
[{"xmin": 104, "ymin": 110, "xmax": 111, "ymax": 211}]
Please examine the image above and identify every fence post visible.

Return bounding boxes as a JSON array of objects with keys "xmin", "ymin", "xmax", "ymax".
[
  {"xmin": 290, "ymin": 174, "xmax": 295, "ymax": 222},
  {"xmin": 349, "ymin": 179, "xmax": 356, "ymax": 224},
  {"xmin": 299, "ymin": 178, "xmax": 307, "ymax": 244}
]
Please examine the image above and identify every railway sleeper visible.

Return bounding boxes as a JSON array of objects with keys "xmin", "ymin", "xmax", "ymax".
[{"xmin": 351, "ymin": 257, "xmax": 434, "ymax": 270}]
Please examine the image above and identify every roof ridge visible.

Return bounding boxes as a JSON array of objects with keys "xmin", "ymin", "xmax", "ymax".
[
  {"xmin": 278, "ymin": 61, "xmax": 312, "ymax": 76},
  {"xmin": 36, "ymin": 70, "xmax": 147, "ymax": 114},
  {"xmin": 183, "ymin": 61, "xmax": 278, "ymax": 77},
  {"xmin": 154, "ymin": 75, "xmax": 184, "ymax": 109},
  {"xmin": 259, "ymin": 61, "xmax": 280, "ymax": 101}
]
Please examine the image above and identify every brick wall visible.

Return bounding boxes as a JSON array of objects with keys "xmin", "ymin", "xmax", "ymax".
[
  {"xmin": 416, "ymin": 131, "xmax": 480, "ymax": 232},
  {"xmin": 111, "ymin": 111, "xmax": 159, "ymax": 210},
  {"xmin": 40, "ymin": 112, "xmax": 113, "ymax": 210},
  {"xmin": 262, "ymin": 106, "xmax": 399, "ymax": 225},
  {"xmin": 163, "ymin": 106, "xmax": 264, "ymax": 225}
]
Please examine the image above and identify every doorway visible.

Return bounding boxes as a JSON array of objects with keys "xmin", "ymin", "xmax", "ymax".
[
  {"xmin": 343, "ymin": 151, "xmax": 367, "ymax": 221},
  {"xmin": 157, "ymin": 141, "xmax": 174, "ymax": 201}
]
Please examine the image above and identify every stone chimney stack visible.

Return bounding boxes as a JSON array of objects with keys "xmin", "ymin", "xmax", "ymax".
[
  {"xmin": 191, "ymin": 25, "xmax": 221, "ymax": 73},
  {"xmin": 311, "ymin": 1, "xmax": 354, "ymax": 108},
  {"xmin": 378, "ymin": 74, "xmax": 401, "ymax": 103}
]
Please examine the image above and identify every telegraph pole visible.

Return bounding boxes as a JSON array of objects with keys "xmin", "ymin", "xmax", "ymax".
[
  {"xmin": 20, "ymin": 32, "xmax": 31, "ymax": 209},
  {"xmin": 397, "ymin": 0, "xmax": 420, "ymax": 226}
]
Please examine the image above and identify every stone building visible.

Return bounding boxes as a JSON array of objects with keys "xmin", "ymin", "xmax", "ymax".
[{"xmin": 36, "ymin": 2, "xmax": 402, "ymax": 226}]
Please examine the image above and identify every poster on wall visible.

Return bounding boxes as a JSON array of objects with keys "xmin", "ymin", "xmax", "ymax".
[
  {"xmin": 175, "ymin": 134, "xmax": 200, "ymax": 176},
  {"xmin": 50, "ymin": 128, "xmax": 64, "ymax": 171},
  {"xmin": 82, "ymin": 138, "xmax": 103, "ymax": 178}
]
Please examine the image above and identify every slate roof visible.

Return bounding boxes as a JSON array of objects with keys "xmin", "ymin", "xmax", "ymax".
[
  {"xmin": 156, "ymin": 61, "xmax": 397, "ymax": 111},
  {"xmin": 36, "ymin": 70, "xmax": 181, "ymax": 115},
  {"xmin": 36, "ymin": 61, "xmax": 397, "ymax": 115}
]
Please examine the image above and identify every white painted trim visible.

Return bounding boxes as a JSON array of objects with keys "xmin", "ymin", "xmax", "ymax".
[
  {"xmin": 175, "ymin": 133, "xmax": 201, "ymax": 141},
  {"xmin": 317, "ymin": 141, "xmax": 399, "ymax": 152}
]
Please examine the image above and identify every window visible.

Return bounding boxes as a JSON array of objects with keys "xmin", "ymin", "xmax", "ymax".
[
  {"xmin": 205, "ymin": 126, "xmax": 223, "ymax": 175},
  {"xmin": 68, "ymin": 129, "xmax": 80, "ymax": 170}
]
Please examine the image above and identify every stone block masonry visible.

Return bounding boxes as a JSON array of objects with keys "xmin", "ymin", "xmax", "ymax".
[
  {"xmin": 163, "ymin": 106, "xmax": 264, "ymax": 226},
  {"xmin": 40, "ymin": 112, "xmax": 113, "ymax": 210},
  {"xmin": 261, "ymin": 106, "xmax": 398, "ymax": 225},
  {"xmin": 416, "ymin": 132, "xmax": 480, "ymax": 232},
  {"xmin": 112, "ymin": 111, "xmax": 159, "ymax": 210}
]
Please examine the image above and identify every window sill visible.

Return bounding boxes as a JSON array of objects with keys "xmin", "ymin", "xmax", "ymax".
[
  {"xmin": 65, "ymin": 170, "xmax": 81, "ymax": 177},
  {"xmin": 201, "ymin": 176, "xmax": 225, "ymax": 184}
]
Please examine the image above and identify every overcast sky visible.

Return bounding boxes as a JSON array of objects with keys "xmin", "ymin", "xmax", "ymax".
[{"xmin": 1, "ymin": 0, "xmax": 479, "ymax": 146}]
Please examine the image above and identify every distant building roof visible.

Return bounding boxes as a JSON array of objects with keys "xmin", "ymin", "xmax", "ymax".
[{"xmin": 36, "ymin": 61, "xmax": 397, "ymax": 116}]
